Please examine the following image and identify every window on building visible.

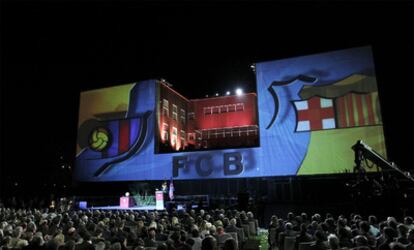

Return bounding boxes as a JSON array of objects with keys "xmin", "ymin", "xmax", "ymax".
[
  {"xmin": 180, "ymin": 130, "xmax": 186, "ymax": 149},
  {"xmin": 180, "ymin": 109, "xmax": 186, "ymax": 125},
  {"xmin": 236, "ymin": 103, "xmax": 244, "ymax": 111},
  {"xmin": 162, "ymin": 99, "xmax": 169, "ymax": 117},
  {"xmin": 204, "ymin": 107, "xmax": 212, "ymax": 115},
  {"xmin": 188, "ymin": 133, "xmax": 195, "ymax": 141},
  {"xmin": 212, "ymin": 106, "xmax": 219, "ymax": 114},
  {"xmin": 195, "ymin": 130, "xmax": 202, "ymax": 141},
  {"xmin": 162, "ymin": 123, "xmax": 169, "ymax": 141},
  {"xmin": 172, "ymin": 127, "xmax": 177, "ymax": 145},
  {"xmin": 188, "ymin": 112, "xmax": 195, "ymax": 120},
  {"xmin": 172, "ymin": 104, "xmax": 178, "ymax": 120}
]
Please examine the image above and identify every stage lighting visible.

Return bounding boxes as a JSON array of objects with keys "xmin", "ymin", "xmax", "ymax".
[
  {"xmin": 215, "ymin": 93, "xmax": 219, "ymax": 96},
  {"xmin": 226, "ymin": 91, "xmax": 231, "ymax": 95},
  {"xmin": 236, "ymin": 88, "xmax": 243, "ymax": 96},
  {"xmin": 125, "ymin": 192, "xmax": 130, "ymax": 197}
]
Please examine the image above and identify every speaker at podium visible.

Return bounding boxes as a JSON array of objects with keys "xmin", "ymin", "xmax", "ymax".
[{"xmin": 120, "ymin": 192, "xmax": 135, "ymax": 208}]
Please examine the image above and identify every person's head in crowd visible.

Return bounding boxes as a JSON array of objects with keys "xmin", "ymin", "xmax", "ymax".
[
  {"xmin": 354, "ymin": 235, "xmax": 368, "ymax": 247},
  {"xmin": 390, "ymin": 242, "xmax": 406, "ymax": 250},
  {"xmin": 45, "ymin": 238, "xmax": 60, "ymax": 250},
  {"xmin": 301, "ymin": 213, "xmax": 308, "ymax": 222},
  {"xmin": 229, "ymin": 218, "xmax": 237, "ymax": 226},
  {"xmin": 201, "ymin": 236, "xmax": 217, "ymax": 250},
  {"xmin": 205, "ymin": 214, "xmax": 211, "ymax": 222},
  {"xmin": 214, "ymin": 220, "xmax": 223, "ymax": 228},
  {"xmin": 53, "ymin": 233, "xmax": 65, "ymax": 247},
  {"xmin": 63, "ymin": 240, "xmax": 75, "ymax": 250},
  {"xmin": 22, "ymin": 231, "xmax": 33, "ymax": 242},
  {"xmin": 111, "ymin": 242, "xmax": 122, "ymax": 250},
  {"xmin": 312, "ymin": 214, "xmax": 321, "ymax": 223},
  {"xmin": 216, "ymin": 226, "xmax": 225, "ymax": 236},
  {"xmin": 222, "ymin": 218, "xmax": 229, "ymax": 228},
  {"xmin": 95, "ymin": 241, "xmax": 105, "ymax": 250},
  {"xmin": 359, "ymin": 221, "xmax": 370, "ymax": 234},
  {"xmin": 171, "ymin": 217, "xmax": 179, "ymax": 226},
  {"xmin": 285, "ymin": 222, "xmax": 293, "ymax": 231},
  {"xmin": 223, "ymin": 238, "xmax": 237, "ymax": 250},
  {"xmin": 2, "ymin": 235, "xmax": 12, "ymax": 248},
  {"xmin": 27, "ymin": 221, "xmax": 37, "ymax": 233},
  {"xmin": 388, "ymin": 217, "xmax": 398, "ymax": 230},
  {"xmin": 328, "ymin": 234, "xmax": 339, "ymax": 250},
  {"xmin": 209, "ymin": 225, "xmax": 216, "ymax": 236},
  {"xmin": 148, "ymin": 227, "xmax": 156, "ymax": 239},
  {"xmin": 287, "ymin": 212, "xmax": 294, "ymax": 221},
  {"xmin": 12, "ymin": 226, "xmax": 23, "ymax": 239},
  {"xmin": 247, "ymin": 212, "xmax": 254, "ymax": 220},
  {"xmin": 368, "ymin": 215, "xmax": 377, "ymax": 225},
  {"xmin": 137, "ymin": 220, "xmax": 144, "ymax": 228},
  {"xmin": 32, "ymin": 234, "xmax": 45, "ymax": 246},
  {"xmin": 191, "ymin": 228, "xmax": 200, "ymax": 238},
  {"xmin": 156, "ymin": 243, "xmax": 167, "ymax": 250}
]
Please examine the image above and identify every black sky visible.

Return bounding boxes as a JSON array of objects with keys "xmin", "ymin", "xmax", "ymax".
[{"xmin": 1, "ymin": 1, "xmax": 414, "ymax": 193}]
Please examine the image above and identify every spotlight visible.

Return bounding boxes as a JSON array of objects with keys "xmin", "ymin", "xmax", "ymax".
[
  {"xmin": 236, "ymin": 88, "xmax": 243, "ymax": 96},
  {"xmin": 215, "ymin": 93, "xmax": 219, "ymax": 96},
  {"xmin": 226, "ymin": 91, "xmax": 231, "ymax": 95},
  {"xmin": 250, "ymin": 64, "xmax": 256, "ymax": 72}
]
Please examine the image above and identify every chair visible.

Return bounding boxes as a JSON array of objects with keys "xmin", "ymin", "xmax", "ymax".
[
  {"xmin": 242, "ymin": 224, "xmax": 251, "ymax": 239},
  {"xmin": 228, "ymin": 232, "xmax": 239, "ymax": 248},
  {"xmin": 298, "ymin": 241, "xmax": 315, "ymax": 250},
  {"xmin": 242, "ymin": 239, "xmax": 260, "ymax": 250},
  {"xmin": 278, "ymin": 233, "xmax": 286, "ymax": 250},
  {"xmin": 268, "ymin": 228, "xmax": 277, "ymax": 248},
  {"xmin": 284, "ymin": 236, "xmax": 297, "ymax": 250},
  {"xmin": 237, "ymin": 227, "xmax": 245, "ymax": 243},
  {"xmin": 248, "ymin": 221, "xmax": 257, "ymax": 236}
]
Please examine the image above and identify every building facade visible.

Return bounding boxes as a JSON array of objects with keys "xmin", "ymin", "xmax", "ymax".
[{"xmin": 157, "ymin": 81, "xmax": 258, "ymax": 153}]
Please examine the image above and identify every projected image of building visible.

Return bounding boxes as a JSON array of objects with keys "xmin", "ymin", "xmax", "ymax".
[{"xmin": 157, "ymin": 81, "xmax": 259, "ymax": 153}]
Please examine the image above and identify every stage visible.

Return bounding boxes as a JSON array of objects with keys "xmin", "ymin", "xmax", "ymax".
[{"xmin": 87, "ymin": 205, "xmax": 160, "ymax": 211}]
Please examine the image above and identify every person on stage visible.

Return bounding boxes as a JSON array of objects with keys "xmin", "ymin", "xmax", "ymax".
[{"xmin": 161, "ymin": 181, "xmax": 168, "ymax": 193}]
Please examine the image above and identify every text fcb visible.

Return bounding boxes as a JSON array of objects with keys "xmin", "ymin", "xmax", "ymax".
[{"xmin": 173, "ymin": 152, "xmax": 243, "ymax": 177}]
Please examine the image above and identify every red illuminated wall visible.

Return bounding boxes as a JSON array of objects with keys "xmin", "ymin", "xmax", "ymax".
[
  {"xmin": 191, "ymin": 94, "xmax": 258, "ymax": 129},
  {"xmin": 158, "ymin": 81, "xmax": 258, "ymax": 152}
]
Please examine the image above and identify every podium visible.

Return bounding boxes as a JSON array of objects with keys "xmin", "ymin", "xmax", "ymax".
[
  {"xmin": 155, "ymin": 191, "xmax": 164, "ymax": 210},
  {"xmin": 120, "ymin": 196, "xmax": 135, "ymax": 208}
]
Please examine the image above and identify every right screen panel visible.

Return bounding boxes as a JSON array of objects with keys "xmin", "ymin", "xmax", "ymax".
[{"xmin": 255, "ymin": 46, "xmax": 386, "ymax": 175}]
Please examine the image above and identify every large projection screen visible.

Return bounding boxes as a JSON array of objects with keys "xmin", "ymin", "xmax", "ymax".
[{"xmin": 75, "ymin": 46, "xmax": 386, "ymax": 182}]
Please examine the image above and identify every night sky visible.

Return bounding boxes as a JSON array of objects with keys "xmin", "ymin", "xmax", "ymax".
[{"xmin": 1, "ymin": 1, "xmax": 414, "ymax": 194}]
